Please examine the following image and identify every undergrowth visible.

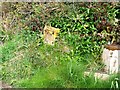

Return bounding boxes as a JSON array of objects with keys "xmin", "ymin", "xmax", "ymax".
[
  {"xmin": 1, "ymin": 2, "xmax": 119, "ymax": 88},
  {"xmin": 1, "ymin": 30, "xmax": 119, "ymax": 88}
]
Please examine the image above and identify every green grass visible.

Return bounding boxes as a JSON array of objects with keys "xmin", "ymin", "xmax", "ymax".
[
  {"xmin": 15, "ymin": 61, "xmax": 115, "ymax": 88},
  {"xmin": 1, "ymin": 31, "xmax": 119, "ymax": 88},
  {"xmin": 1, "ymin": 40, "xmax": 17, "ymax": 63}
]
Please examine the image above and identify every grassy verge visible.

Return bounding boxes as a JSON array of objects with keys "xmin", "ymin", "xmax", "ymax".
[
  {"xmin": 1, "ymin": 30, "xmax": 119, "ymax": 88},
  {"xmin": 15, "ymin": 61, "xmax": 118, "ymax": 88}
]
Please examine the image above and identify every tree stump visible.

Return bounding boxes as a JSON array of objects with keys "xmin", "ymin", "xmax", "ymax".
[{"xmin": 102, "ymin": 44, "xmax": 120, "ymax": 74}]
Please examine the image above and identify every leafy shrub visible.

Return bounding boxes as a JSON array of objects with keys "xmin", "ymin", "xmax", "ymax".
[{"xmin": 2, "ymin": 2, "xmax": 118, "ymax": 47}]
